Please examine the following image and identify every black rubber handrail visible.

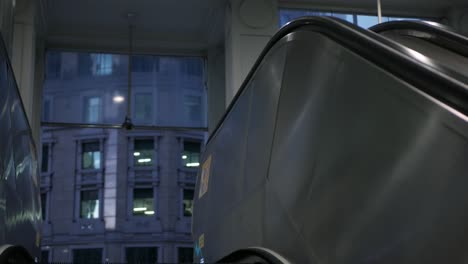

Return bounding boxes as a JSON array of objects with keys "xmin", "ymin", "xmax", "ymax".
[
  {"xmin": 370, "ymin": 20, "xmax": 468, "ymax": 57},
  {"xmin": 207, "ymin": 17, "xmax": 468, "ymax": 144}
]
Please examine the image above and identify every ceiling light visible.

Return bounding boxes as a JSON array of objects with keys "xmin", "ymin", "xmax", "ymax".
[
  {"xmin": 133, "ymin": 207, "xmax": 147, "ymax": 212},
  {"xmin": 144, "ymin": 211, "xmax": 155, "ymax": 215},
  {"xmin": 134, "ymin": 152, "xmax": 140, "ymax": 156},
  {"xmin": 182, "ymin": 155, "xmax": 187, "ymax": 159},
  {"xmin": 186, "ymin": 162, "xmax": 200, "ymax": 167},
  {"xmin": 113, "ymin": 95, "xmax": 125, "ymax": 103}
]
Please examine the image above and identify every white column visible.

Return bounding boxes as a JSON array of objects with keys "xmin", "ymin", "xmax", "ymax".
[{"xmin": 224, "ymin": 0, "xmax": 279, "ymax": 106}]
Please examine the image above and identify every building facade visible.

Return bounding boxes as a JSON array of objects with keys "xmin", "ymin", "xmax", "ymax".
[{"xmin": 39, "ymin": 51, "xmax": 206, "ymax": 263}]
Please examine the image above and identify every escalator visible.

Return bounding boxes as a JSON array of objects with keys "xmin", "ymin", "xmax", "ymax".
[
  {"xmin": 192, "ymin": 17, "xmax": 468, "ymax": 264},
  {"xmin": 371, "ymin": 20, "xmax": 468, "ymax": 80}
]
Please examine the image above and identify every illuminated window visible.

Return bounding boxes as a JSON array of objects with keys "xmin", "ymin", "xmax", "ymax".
[
  {"xmin": 134, "ymin": 139, "xmax": 154, "ymax": 167},
  {"xmin": 133, "ymin": 188, "xmax": 154, "ymax": 216},
  {"xmin": 83, "ymin": 96, "xmax": 102, "ymax": 123},
  {"xmin": 182, "ymin": 141, "xmax": 200, "ymax": 168},
  {"xmin": 82, "ymin": 142, "xmax": 101, "ymax": 169},
  {"xmin": 126, "ymin": 247, "xmax": 158, "ymax": 263},
  {"xmin": 80, "ymin": 190, "xmax": 99, "ymax": 219},
  {"xmin": 183, "ymin": 189, "xmax": 194, "ymax": 217},
  {"xmin": 178, "ymin": 247, "xmax": 193, "ymax": 263}
]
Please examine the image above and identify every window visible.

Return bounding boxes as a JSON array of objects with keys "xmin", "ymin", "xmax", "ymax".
[
  {"xmin": 126, "ymin": 247, "xmax": 158, "ymax": 263},
  {"xmin": 279, "ymin": 8, "xmax": 432, "ymax": 28},
  {"xmin": 83, "ymin": 96, "xmax": 102, "ymax": 123},
  {"xmin": 182, "ymin": 141, "xmax": 200, "ymax": 167},
  {"xmin": 133, "ymin": 139, "xmax": 154, "ymax": 167},
  {"xmin": 134, "ymin": 93, "xmax": 153, "ymax": 123},
  {"xmin": 78, "ymin": 53, "xmax": 93, "ymax": 76},
  {"xmin": 42, "ymin": 98, "xmax": 51, "ymax": 122},
  {"xmin": 133, "ymin": 188, "xmax": 154, "ymax": 216},
  {"xmin": 182, "ymin": 57, "xmax": 203, "ymax": 76},
  {"xmin": 40, "ymin": 250, "xmax": 49, "ymax": 264},
  {"xmin": 46, "ymin": 51, "xmax": 61, "ymax": 79},
  {"xmin": 178, "ymin": 247, "xmax": 194, "ymax": 263},
  {"xmin": 132, "ymin": 56, "xmax": 155, "ymax": 72},
  {"xmin": 183, "ymin": 189, "xmax": 194, "ymax": 217},
  {"xmin": 41, "ymin": 145, "xmax": 49, "ymax": 173},
  {"xmin": 184, "ymin": 95, "xmax": 202, "ymax": 123},
  {"xmin": 82, "ymin": 141, "xmax": 101, "ymax": 169},
  {"xmin": 92, "ymin": 54, "xmax": 113, "ymax": 76},
  {"xmin": 41, "ymin": 193, "xmax": 47, "ymax": 221},
  {"xmin": 80, "ymin": 190, "xmax": 99, "ymax": 219},
  {"xmin": 73, "ymin": 248, "xmax": 102, "ymax": 264}
]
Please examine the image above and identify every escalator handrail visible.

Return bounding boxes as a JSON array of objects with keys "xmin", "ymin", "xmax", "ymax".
[
  {"xmin": 207, "ymin": 17, "xmax": 468, "ymax": 144},
  {"xmin": 370, "ymin": 20, "xmax": 468, "ymax": 57}
]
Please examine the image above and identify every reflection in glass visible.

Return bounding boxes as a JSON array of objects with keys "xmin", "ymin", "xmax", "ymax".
[
  {"xmin": 133, "ymin": 188, "xmax": 154, "ymax": 216},
  {"xmin": 83, "ymin": 96, "xmax": 102, "ymax": 123},
  {"xmin": 82, "ymin": 142, "xmax": 101, "ymax": 169},
  {"xmin": 134, "ymin": 93, "xmax": 153, "ymax": 123},
  {"xmin": 80, "ymin": 190, "xmax": 99, "ymax": 219}
]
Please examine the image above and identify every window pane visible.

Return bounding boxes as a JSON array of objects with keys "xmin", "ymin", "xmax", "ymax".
[
  {"xmin": 331, "ymin": 13, "xmax": 354, "ymax": 23},
  {"xmin": 126, "ymin": 247, "xmax": 158, "ymax": 263},
  {"xmin": 41, "ymin": 145, "xmax": 49, "ymax": 172},
  {"xmin": 40, "ymin": 250, "xmax": 49, "ymax": 264},
  {"xmin": 42, "ymin": 99, "xmax": 51, "ymax": 121},
  {"xmin": 133, "ymin": 188, "xmax": 154, "ymax": 216},
  {"xmin": 183, "ymin": 189, "xmax": 194, "ymax": 217},
  {"xmin": 43, "ymin": 51, "xmax": 128, "ymax": 125},
  {"xmin": 357, "ymin": 15, "xmax": 379, "ymax": 28},
  {"xmin": 134, "ymin": 139, "xmax": 154, "ymax": 166},
  {"xmin": 80, "ymin": 190, "xmax": 99, "ymax": 219},
  {"xmin": 41, "ymin": 193, "xmax": 47, "ymax": 220},
  {"xmin": 83, "ymin": 96, "xmax": 102, "ymax": 123},
  {"xmin": 182, "ymin": 141, "xmax": 200, "ymax": 167},
  {"xmin": 82, "ymin": 142, "xmax": 101, "ymax": 169},
  {"xmin": 178, "ymin": 247, "xmax": 193, "ymax": 263},
  {"xmin": 73, "ymin": 248, "xmax": 102, "ymax": 264},
  {"xmin": 134, "ymin": 93, "xmax": 153, "ymax": 123}
]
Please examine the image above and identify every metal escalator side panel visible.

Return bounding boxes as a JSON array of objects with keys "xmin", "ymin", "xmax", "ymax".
[
  {"xmin": 192, "ymin": 36, "xmax": 291, "ymax": 263},
  {"xmin": 267, "ymin": 30, "xmax": 468, "ymax": 263}
]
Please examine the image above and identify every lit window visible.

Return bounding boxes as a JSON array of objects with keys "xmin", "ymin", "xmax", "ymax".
[
  {"xmin": 183, "ymin": 189, "xmax": 194, "ymax": 217},
  {"xmin": 92, "ymin": 54, "xmax": 113, "ymax": 76},
  {"xmin": 134, "ymin": 139, "xmax": 154, "ymax": 167},
  {"xmin": 126, "ymin": 247, "xmax": 158, "ymax": 263},
  {"xmin": 41, "ymin": 193, "xmax": 47, "ymax": 221},
  {"xmin": 134, "ymin": 93, "xmax": 153, "ymax": 123},
  {"xmin": 82, "ymin": 142, "xmax": 101, "ymax": 169},
  {"xmin": 41, "ymin": 145, "xmax": 49, "ymax": 173},
  {"xmin": 80, "ymin": 190, "xmax": 99, "ymax": 219},
  {"xmin": 83, "ymin": 96, "xmax": 102, "ymax": 123},
  {"xmin": 73, "ymin": 248, "xmax": 102, "ymax": 264},
  {"xmin": 182, "ymin": 141, "xmax": 200, "ymax": 168},
  {"xmin": 133, "ymin": 188, "xmax": 154, "ymax": 216}
]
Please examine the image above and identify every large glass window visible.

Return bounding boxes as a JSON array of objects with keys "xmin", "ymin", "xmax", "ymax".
[
  {"xmin": 73, "ymin": 248, "xmax": 102, "ymax": 264},
  {"xmin": 183, "ymin": 189, "xmax": 194, "ymax": 217},
  {"xmin": 41, "ymin": 145, "xmax": 49, "ymax": 173},
  {"xmin": 133, "ymin": 188, "xmax": 154, "ymax": 216},
  {"xmin": 279, "ymin": 8, "xmax": 432, "ymax": 28},
  {"xmin": 134, "ymin": 139, "xmax": 154, "ymax": 167},
  {"xmin": 43, "ymin": 51, "xmax": 206, "ymax": 127},
  {"xmin": 80, "ymin": 190, "xmax": 99, "ymax": 219},
  {"xmin": 126, "ymin": 247, "xmax": 158, "ymax": 263},
  {"xmin": 134, "ymin": 93, "xmax": 153, "ymax": 123},
  {"xmin": 82, "ymin": 142, "xmax": 101, "ymax": 169},
  {"xmin": 182, "ymin": 141, "xmax": 200, "ymax": 168},
  {"xmin": 83, "ymin": 96, "xmax": 102, "ymax": 123},
  {"xmin": 178, "ymin": 247, "xmax": 193, "ymax": 263}
]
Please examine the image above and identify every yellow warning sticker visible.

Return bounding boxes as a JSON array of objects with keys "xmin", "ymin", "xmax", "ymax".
[
  {"xmin": 199, "ymin": 233, "xmax": 205, "ymax": 248},
  {"xmin": 199, "ymin": 155, "xmax": 212, "ymax": 199}
]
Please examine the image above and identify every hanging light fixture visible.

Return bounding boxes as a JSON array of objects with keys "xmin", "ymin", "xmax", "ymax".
[{"xmin": 122, "ymin": 12, "xmax": 136, "ymax": 130}]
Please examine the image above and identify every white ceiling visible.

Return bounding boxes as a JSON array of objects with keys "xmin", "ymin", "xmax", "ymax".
[{"xmin": 45, "ymin": 0, "xmax": 466, "ymax": 54}]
